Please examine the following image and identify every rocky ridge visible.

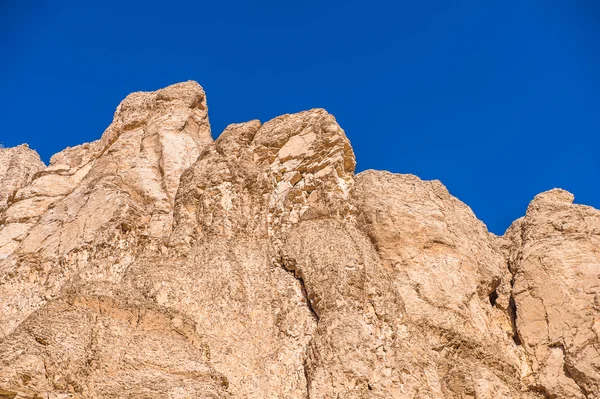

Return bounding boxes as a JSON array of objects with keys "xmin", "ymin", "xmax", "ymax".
[{"xmin": 0, "ymin": 81, "xmax": 598, "ymax": 398}]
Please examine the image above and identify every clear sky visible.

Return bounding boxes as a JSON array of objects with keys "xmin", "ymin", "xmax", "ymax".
[{"xmin": 2, "ymin": 1, "xmax": 599, "ymax": 234}]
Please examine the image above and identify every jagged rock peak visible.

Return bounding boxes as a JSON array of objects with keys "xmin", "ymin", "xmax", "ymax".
[
  {"xmin": 0, "ymin": 144, "xmax": 45, "ymax": 213},
  {"xmin": 0, "ymin": 81, "xmax": 598, "ymax": 399},
  {"xmin": 528, "ymin": 188, "xmax": 575, "ymax": 209},
  {"xmin": 113, "ymin": 80, "xmax": 209, "ymax": 131}
]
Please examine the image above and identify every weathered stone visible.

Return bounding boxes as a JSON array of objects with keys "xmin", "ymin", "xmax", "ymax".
[
  {"xmin": 0, "ymin": 81, "xmax": 597, "ymax": 399},
  {"xmin": 0, "ymin": 81, "xmax": 211, "ymax": 336},
  {"xmin": 506, "ymin": 189, "xmax": 600, "ymax": 398},
  {"xmin": 0, "ymin": 145, "xmax": 45, "ymax": 215},
  {"xmin": 352, "ymin": 171, "xmax": 535, "ymax": 398}
]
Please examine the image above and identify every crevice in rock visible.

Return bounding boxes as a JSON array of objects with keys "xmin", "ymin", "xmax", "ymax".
[
  {"xmin": 276, "ymin": 252, "xmax": 317, "ymax": 399},
  {"xmin": 554, "ymin": 344, "xmax": 588, "ymax": 397},
  {"xmin": 299, "ymin": 278, "xmax": 319, "ymax": 323},
  {"xmin": 508, "ymin": 295, "xmax": 521, "ymax": 345},
  {"xmin": 303, "ymin": 355, "xmax": 312, "ymax": 399},
  {"xmin": 507, "ymin": 260, "xmax": 522, "ymax": 346},
  {"xmin": 563, "ymin": 363, "xmax": 584, "ymax": 394},
  {"xmin": 488, "ymin": 289, "xmax": 498, "ymax": 307},
  {"xmin": 279, "ymin": 256, "xmax": 319, "ymax": 323}
]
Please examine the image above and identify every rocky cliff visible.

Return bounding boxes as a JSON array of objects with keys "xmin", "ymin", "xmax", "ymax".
[{"xmin": 0, "ymin": 81, "xmax": 597, "ymax": 399}]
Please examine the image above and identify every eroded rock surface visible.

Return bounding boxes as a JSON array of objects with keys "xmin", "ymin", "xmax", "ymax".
[
  {"xmin": 0, "ymin": 145, "xmax": 45, "ymax": 214},
  {"xmin": 0, "ymin": 81, "xmax": 597, "ymax": 398},
  {"xmin": 506, "ymin": 189, "xmax": 600, "ymax": 398},
  {"xmin": 352, "ymin": 171, "xmax": 535, "ymax": 398},
  {"xmin": 0, "ymin": 81, "xmax": 211, "ymax": 337}
]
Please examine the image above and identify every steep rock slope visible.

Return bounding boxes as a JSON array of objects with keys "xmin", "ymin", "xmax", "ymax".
[
  {"xmin": 0, "ymin": 81, "xmax": 211, "ymax": 336},
  {"xmin": 0, "ymin": 144, "xmax": 46, "ymax": 258},
  {"xmin": 506, "ymin": 189, "xmax": 600, "ymax": 398},
  {"xmin": 0, "ymin": 81, "xmax": 597, "ymax": 399},
  {"xmin": 353, "ymin": 171, "xmax": 534, "ymax": 398},
  {"xmin": 0, "ymin": 144, "xmax": 45, "ymax": 215}
]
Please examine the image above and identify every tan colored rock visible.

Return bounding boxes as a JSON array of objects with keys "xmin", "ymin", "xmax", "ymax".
[
  {"xmin": 0, "ymin": 81, "xmax": 598, "ymax": 398},
  {"xmin": 0, "ymin": 294, "xmax": 230, "ymax": 398},
  {"xmin": 0, "ymin": 81, "xmax": 211, "ymax": 336},
  {"xmin": 0, "ymin": 144, "xmax": 45, "ymax": 214},
  {"xmin": 0, "ymin": 145, "xmax": 46, "ymax": 266},
  {"xmin": 506, "ymin": 189, "xmax": 600, "ymax": 398},
  {"xmin": 149, "ymin": 109, "xmax": 359, "ymax": 397},
  {"xmin": 352, "ymin": 171, "xmax": 536, "ymax": 398}
]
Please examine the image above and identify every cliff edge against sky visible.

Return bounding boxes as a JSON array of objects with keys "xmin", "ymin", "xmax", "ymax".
[{"xmin": 0, "ymin": 81, "xmax": 598, "ymax": 399}]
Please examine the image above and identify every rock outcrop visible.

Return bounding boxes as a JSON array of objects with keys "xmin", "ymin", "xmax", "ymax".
[
  {"xmin": 0, "ymin": 81, "xmax": 597, "ymax": 398},
  {"xmin": 506, "ymin": 189, "xmax": 600, "ymax": 398},
  {"xmin": 0, "ymin": 145, "xmax": 45, "ymax": 215}
]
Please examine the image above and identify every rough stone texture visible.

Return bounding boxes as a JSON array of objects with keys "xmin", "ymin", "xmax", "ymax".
[
  {"xmin": 0, "ymin": 81, "xmax": 598, "ymax": 398},
  {"xmin": 352, "ymin": 171, "xmax": 535, "ymax": 398},
  {"xmin": 506, "ymin": 189, "xmax": 600, "ymax": 398},
  {"xmin": 0, "ymin": 145, "xmax": 45, "ymax": 214},
  {"xmin": 0, "ymin": 81, "xmax": 211, "ymax": 339}
]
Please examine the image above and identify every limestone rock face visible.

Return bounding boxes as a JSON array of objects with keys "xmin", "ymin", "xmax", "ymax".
[
  {"xmin": 0, "ymin": 145, "xmax": 45, "ymax": 214},
  {"xmin": 352, "ymin": 171, "xmax": 533, "ymax": 398},
  {"xmin": 0, "ymin": 81, "xmax": 211, "ymax": 335},
  {"xmin": 506, "ymin": 189, "xmax": 600, "ymax": 398},
  {"xmin": 0, "ymin": 81, "xmax": 597, "ymax": 399}
]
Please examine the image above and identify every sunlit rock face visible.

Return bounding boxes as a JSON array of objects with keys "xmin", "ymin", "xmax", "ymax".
[
  {"xmin": 0, "ymin": 81, "xmax": 596, "ymax": 399},
  {"xmin": 505, "ymin": 189, "xmax": 600, "ymax": 398}
]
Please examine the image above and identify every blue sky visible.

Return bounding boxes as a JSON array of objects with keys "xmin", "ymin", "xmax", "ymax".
[{"xmin": 1, "ymin": 1, "xmax": 599, "ymax": 234}]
